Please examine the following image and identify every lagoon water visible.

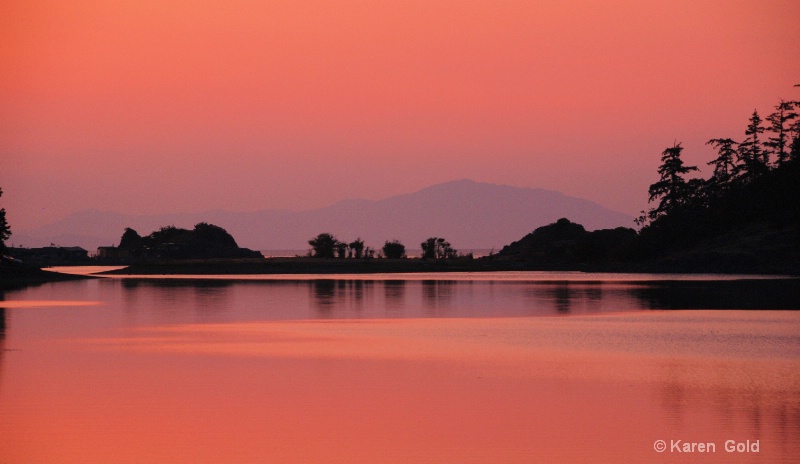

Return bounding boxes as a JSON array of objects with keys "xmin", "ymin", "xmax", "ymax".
[{"xmin": 1, "ymin": 271, "xmax": 799, "ymax": 463}]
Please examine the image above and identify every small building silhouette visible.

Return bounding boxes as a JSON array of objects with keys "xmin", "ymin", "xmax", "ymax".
[{"xmin": 9, "ymin": 246, "xmax": 90, "ymax": 266}]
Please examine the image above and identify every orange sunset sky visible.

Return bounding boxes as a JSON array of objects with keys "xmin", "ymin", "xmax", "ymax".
[{"xmin": 1, "ymin": 0, "xmax": 799, "ymax": 231}]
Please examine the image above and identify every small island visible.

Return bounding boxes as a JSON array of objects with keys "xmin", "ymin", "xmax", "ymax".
[{"xmin": 96, "ymin": 222, "xmax": 263, "ymax": 262}]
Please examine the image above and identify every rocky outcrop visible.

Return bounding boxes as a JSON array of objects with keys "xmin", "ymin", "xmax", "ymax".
[
  {"xmin": 105, "ymin": 223, "xmax": 262, "ymax": 262},
  {"xmin": 496, "ymin": 218, "xmax": 637, "ymax": 266}
]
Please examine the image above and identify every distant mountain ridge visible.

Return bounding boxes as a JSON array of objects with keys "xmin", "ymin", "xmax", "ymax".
[{"xmin": 12, "ymin": 179, "xmax": 633, "ymax": 252}]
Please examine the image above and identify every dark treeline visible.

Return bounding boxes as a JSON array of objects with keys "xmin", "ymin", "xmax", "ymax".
[
  {"xmin": 635, "ymin": 92, "xmax": 800, "ymax": 268},
  {"xmin": 0, "ymin": 188, "xmax": 10, "ymax": 254},
  {"xmin": 494, "ymin": 91, "xmax": 800, "ymax": 273},
  {"xmin": 307, "ymin": 233, "xmax": 375, "ymax": 259},
  {"xmin": 307, "ymin": 233, "xmax": 471, "ymax": 260}
]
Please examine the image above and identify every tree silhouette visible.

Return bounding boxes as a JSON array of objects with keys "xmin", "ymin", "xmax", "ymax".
[
  {"xmin": 308, "ymin": 233, "xmax": 338, "ymax": 258},
  {"xmin": 150, "ymin": 225, "xmax": 183, "ymax": 243},
  {"xmin": 193, "ymin": 222, "xmax": 238, "ymax": 248},
  {"xmin": 782, "ymin": 99, "xmax": 800, "ymax": 163},
  {"xmin": 0, "ymin": 188, "xmax": 10, "ymax": 251},
  {"xmin": 421, "ymin": 238, "xmax": 437, "ymax": 259},
  {"xmin": 644, "ymin": 142, "xmax": 699, "ymax": 222},
  {"xmin": 421, "ymin": 237, "xmax": 457, "ymax": 259},
  {"xmin": 791, "ymin": 116, "xmax": 800, "ymax": 162},
  {"xmin": 706, "ymin": 138, "xmax": 738, "ymax": 187},
  {"xmin": 335, "ymin": 241, "xmax": 348, "ymax": 259},
  {"xmin": 637, "ymin": 88, "xmax": 800, "ymax": 264},
  {"xmin": 737, "ymin": 110, "xmax": 767, "ymax": 178},
  {"xmin": 382, "ymin": 240, "xmax": 406, "ymax": 259},
  {"xmin": 765, "ymin": 100, "xmax": 797, "ymax": 167},
  {"xmin": 349, "ymin": 238, "xmax": 365, "ymax": 259},
  {"xmin": 764, "ymin": 100, "xmax": 797, "ymax": 166},
  {"xmin": 118, "ymin": 227, "xmax": 143, "ymax": 250}
]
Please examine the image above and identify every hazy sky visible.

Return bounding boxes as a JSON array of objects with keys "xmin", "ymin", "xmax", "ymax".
[{"xmin": 2, "ymin": 0, "xmax": 798, "ymax": 230}]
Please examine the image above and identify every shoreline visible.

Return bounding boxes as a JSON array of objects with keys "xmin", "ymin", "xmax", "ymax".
[
  {"xmin": 4, "ymin": 257, "xmax": 798, "ymax": 291},
  {"xmin": 0, "ymin": 265, "xmax": 93, "ymax": 290},
  {"xmin": 96, "ymin": 256, "xmax": 800, "ymax": 277}
]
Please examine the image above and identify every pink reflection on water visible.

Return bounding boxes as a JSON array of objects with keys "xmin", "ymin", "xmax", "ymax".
[
  {"xmin": 0, "ymin": 300, "xmax": 101, "ymax": 308},
  {"xmin": 1, "ymin": 311, "xmax": 798, "ymax": 463}
]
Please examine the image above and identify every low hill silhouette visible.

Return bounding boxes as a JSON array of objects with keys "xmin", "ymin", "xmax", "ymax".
[{"xmin": 495, "ymin": 218, "xmax": 637, "ymax": 267}]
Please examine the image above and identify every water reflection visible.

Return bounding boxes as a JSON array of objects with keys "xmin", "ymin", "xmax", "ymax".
[
  {"xmin": 384, "ymin": 280, "xmax": 405, "ymax": 312},
  {"xmin": 302, "ymin": 278, "xmax": 800, "ymax": 319},
  {"xmin": 311, "ymin": 280, "xmax": 336, "ymax": 317},
  {"xmin": 421, "ymin": 280, "xmax": 455, "ymax": 315},
  {"xmin": 633, "ymin": 279, "xmax": 800, "ymax": 309},
  {"xmin": 657, "ymin": 359, "xmax": 800, "ymax": 454},
  {"xmin": 121, "ymin": 279, "xmax": 235, "ymax": 303},
  {"xmin": 309, "ymin": 280, "xmax": 377, "ymax": 317},
  {"xmin": 192, "ymin": 284, "xmax": 232, "ymax": 312},
  {"xmin": 4, "ymin": 276, "xmax": 796, "ymax": 326},
  {"xmin": 307, "ymin": 279, "xmax": 634, "ymax": 317},
  {"xmin": 1, "ymin": 277, "xmax": 798, "ymax": 463},
  {"xmin": 521, "ymin": 282, "xmax": 626, "ymax": 315},
  {"xmin": 348, "ymin": 279, "xmax": 374, "ymax": 314},
  {"xmin": 550, "ymin": 283, "xmax": 572, "ymax": 313}
]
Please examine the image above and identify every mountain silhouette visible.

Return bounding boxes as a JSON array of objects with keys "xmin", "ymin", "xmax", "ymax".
[{"xmin": 13, "ymin": 179, "xmax": 632, "ymax": 252}]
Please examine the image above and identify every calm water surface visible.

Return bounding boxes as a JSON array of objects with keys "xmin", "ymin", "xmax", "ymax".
[{"xmin": 1, "ymin": 271, "xmax": 798, "ymax": 463}]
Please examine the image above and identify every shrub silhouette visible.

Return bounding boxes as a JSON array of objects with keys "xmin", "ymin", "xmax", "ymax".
[{"xmin": 382, "ymin": 240, "xmax": 406, "ymax": 259}]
